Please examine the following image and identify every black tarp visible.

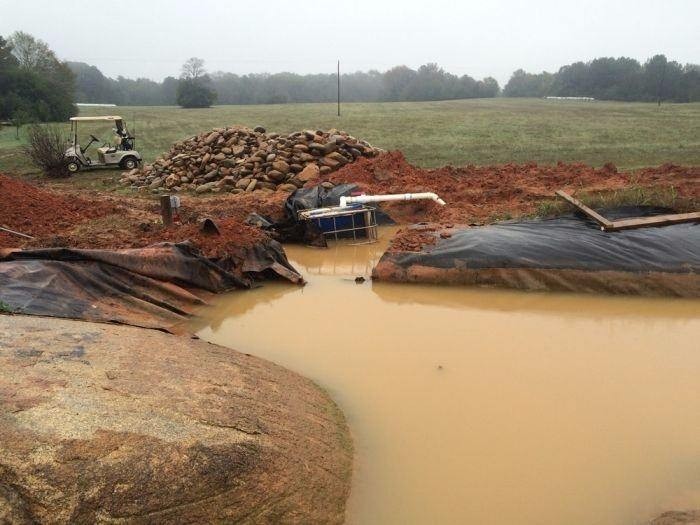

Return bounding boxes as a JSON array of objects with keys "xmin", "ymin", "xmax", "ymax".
[
  {"xmin": 0, "ymin": 241, "xmax": 302, "ymax": 332},
  {"xmin": 285, "ymin": 184, "xmax": 361, "ymax": 221},
  {"xmin": 285, "ymin": 183, "xmax": 394, "ymax": 224},
  {"xmin": 374, "ymin": 207, "xmax": 700, "ymax": 297}
]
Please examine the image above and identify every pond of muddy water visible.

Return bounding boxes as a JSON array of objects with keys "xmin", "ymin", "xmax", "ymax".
[{"xmin": 193, "ymin": 228, "xmax": 700, "ymax": 525}]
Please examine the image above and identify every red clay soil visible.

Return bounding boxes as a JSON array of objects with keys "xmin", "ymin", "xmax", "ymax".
[
  {"xmin": 0, "ymin": 173, "xmax": 267, "ymax": 260},
  {"xmin": 320, "ymin": 151, "xmax": 699, "ymax": 251},
  {"xmin": 0, "ymin": 174, "xmax": 117, "ymax": 246},
  {"xmin": 322, "ymin": 151, "xmax": 699, "ymax": 225},
  {"xmin": 3, "ymin": 151, "xmax": 698, "ymax": 256}
]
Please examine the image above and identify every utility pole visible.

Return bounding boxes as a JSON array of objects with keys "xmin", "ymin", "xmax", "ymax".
[
  {"xmin": 337, "ymin": 60, "xmax": 341, "ymax": 117},
  {"xmin": 657, "ymin": 59, "xmax": 667, "ymax": 107}
]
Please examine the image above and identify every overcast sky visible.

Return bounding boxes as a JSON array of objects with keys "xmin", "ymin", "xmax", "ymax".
[{"xmin": 1, "ymin": 0, "xmax": 698, "ymax": 85}]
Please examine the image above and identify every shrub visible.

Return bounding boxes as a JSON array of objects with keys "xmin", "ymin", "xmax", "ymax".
[
  {"xmin": 176, "ymin": 77, "xmax": 217, "ymax": 108},
  {"xmin": 23, "ymin": 124, "xmax": 70, "ymax": 178}
]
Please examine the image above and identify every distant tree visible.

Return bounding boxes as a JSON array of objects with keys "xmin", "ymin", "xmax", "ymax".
[
  {"xmin": 0, "ymin": 35, "xmax": 17, "ymax": 72},
  {"xmin": 504, "ymin": 54, "xmax": 699, "ymax": 103},
  {"xmin": 8, "ymin": 31, "xmax": 54, "ymax": 70},
  {"xmin": 177, "ymin": 58, "xmax": 216, "ymax": 108},
  {"xmin": 177, "ymin": 79, "xmax": 217, "ymax": 108},
  {"xmin": 181, "ymin": 57, "xmax": 206, "ymax": 80},
  {"xmin": 503, "ymin": 69, "xmax": 553, "ymax": 97},
  {"xmin": 680, "ymin": 64, "xmax": 700, "ymax": 103},
  {"xmin": 67, "ymin": 61, "xmax": 117, "ymax": 103},
  {"xmin": 0, "ymin": 32, "xmax": 76, "ymax": 122},
  {"xmin": 643, "ymin": 54, "xmax": 669, "ymax": 104},
  {"xmin": 161, "ymin": 76, "xmax": 179, "ymax": 105},
  {"xmin": 10, "ymin": 106, "xmax": 32, "ymax": 139},
  {"xmin": 477, "ymin": 77, "xmax": 500, "ymax": 98},
  {"xmin": 382, "ymin": 65, "xmax": 417, "ymax": 100}
]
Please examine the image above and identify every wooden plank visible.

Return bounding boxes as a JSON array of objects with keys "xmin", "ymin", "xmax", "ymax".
[
  {"xmin": 607, "ymin": 212, "xmax": 700, "ymax": 231},
  {"xmin": 556, "ymin": 190, "xmax": 700, "ymax": 231},
  {"xmin": 0, "ymin": 225, "xmax": 34, "ymax": 239},
  {"xmin": 555, "ymin": 190, "xmax": 614, "ymax": 230}
]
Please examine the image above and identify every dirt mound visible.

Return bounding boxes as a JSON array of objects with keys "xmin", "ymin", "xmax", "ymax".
[
  {"xmin": 322, "ymin": 152, "xmax": 699, "ymax": 225},
  {"xmin": 0, "ymin": 174, "xmax": 116, "ymax": 245},
  {"xmin": 122, "ymin": 126, "xmax": 382, "ymax": 195},
  {"xmin": 0, "ymin": 315, "xmax": 352, "ymax": 524},
  {"xmin": 0, "ymin": 173, "xmax": 276, "ymax": 265}
]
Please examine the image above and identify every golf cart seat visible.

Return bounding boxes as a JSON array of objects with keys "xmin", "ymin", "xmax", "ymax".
[{"xmin": 97, "ymin": 146, "xmax": 117, "ymax": 158}]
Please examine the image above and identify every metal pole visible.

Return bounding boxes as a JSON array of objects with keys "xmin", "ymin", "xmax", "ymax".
[{"xmin": 337, "ymin": 60, "xmax": 341, "ymax": 117}]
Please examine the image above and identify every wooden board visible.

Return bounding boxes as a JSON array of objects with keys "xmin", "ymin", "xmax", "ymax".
[
  {"xmin": 555, "ymin": 190, "xmax": 700, "ymax": 232},
  {"xmin": 554, "ymin": 190, "xmax": 614, "ymax": 230},
  {"xmin": 606, "ymin": 212, "xmax": 700, "ymax": 231}
]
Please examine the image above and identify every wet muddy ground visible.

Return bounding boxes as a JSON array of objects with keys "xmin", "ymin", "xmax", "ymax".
[{"xmin": 193, "ymin": 229, "xmax": 700, "ymax": 525}]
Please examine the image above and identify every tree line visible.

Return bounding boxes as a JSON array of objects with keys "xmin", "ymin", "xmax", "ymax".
[
  {"xmin": 63, "ymin": 55, "xmax": 700, "ymax": 107},
  {"xmin": 67, "ymin": 60, "xmax": 501, "ymax": 107},
  {"xmin": 1, "ymin": 30, "xmax": 699, "ymax": 123},
  {"xmin": 504, "ymin": 55, "xmax": 700, "ymax": 102}
]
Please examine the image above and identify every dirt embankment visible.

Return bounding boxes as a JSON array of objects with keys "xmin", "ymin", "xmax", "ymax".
[
  {"xmin": 0, "ymin": 173, "xmax": 117, "ymax": 244},
  {"xmin": 0, "ymin": 315, "xmax": 352, "ymax": 524},
  {"xmin": 3, "ymin": 151, "xmax": 697, "ymax": 256},
  {"xmin": 322, "ymin": 151, "xmax": 699, "ymax": 224},
  {"xmin": 0, "ymin": 174, "xmax": 275, "ymax": 271},
  {"xmin": 315, "ymin": 151, "xmax": 699, "ymax": 251}
]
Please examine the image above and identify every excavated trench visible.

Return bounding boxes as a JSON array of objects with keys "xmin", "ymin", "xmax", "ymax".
[{"xmin": 192, "ymin": 228, "xmax": 700, "ymax": 525}]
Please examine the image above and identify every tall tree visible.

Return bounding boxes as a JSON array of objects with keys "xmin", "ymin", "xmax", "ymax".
[
  {"xmin": 8, "ymin": 31, "xmax": 55, "ymax": 70},
  {"xmin": 0, "ymin": 32, "xmax": 76, "ymax": 122},
  {"xmin": 0, "ymin": 36, "xmax": 18, "ymax": 72},
  {"xmin": 176, "ymin": 58, "xmax": 216, "ymax": 108},
  {"xmin": 181, "ymin": 57, "xmax": 206, "ymax": 80}
]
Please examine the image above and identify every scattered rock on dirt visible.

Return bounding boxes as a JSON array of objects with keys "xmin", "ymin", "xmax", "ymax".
[{"xmin": 0, "ymin": 315, "xmax": 352, "ymax": 524}]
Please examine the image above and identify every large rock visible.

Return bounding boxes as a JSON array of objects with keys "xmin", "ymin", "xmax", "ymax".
[
  {"xmin": 0, "ymin": 315, "xmax": 352, "ymax": 524},
  {"xmin": 271, "ymin": 160, "xmax": 290, "ymax": 174},
  {"xmin": 298, "ymin": 163, "xmax": 320, "ymax": 182}
]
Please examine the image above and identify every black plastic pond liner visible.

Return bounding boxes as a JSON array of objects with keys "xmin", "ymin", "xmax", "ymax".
[
  {"xmin": 0, "ymin": 241, "xmax": 302, "ymax": 332},
  {"xmin": 373, "ymin": 207, "xmax": 700, "ymax": 297}
]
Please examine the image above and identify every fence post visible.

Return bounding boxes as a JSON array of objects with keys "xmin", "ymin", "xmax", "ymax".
[{"xmin": 160, "ymin": 195, "xmax": 173, "ymax": 227}]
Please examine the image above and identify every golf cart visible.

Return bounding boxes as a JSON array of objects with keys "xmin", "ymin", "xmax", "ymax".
[{"xmin": 65, "ymin": 115, "xmax": 142, "ymax": 172}]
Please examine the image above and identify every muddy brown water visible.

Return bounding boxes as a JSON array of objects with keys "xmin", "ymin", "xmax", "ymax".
[{"xmin": 192, "ymin": 228, "xmax": 700, "ymax": 525}]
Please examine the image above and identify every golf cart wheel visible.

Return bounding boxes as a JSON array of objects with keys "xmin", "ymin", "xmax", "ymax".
[
  {"xmin": 67, "ymin": 160, "xmax": 80, "ymax": 173},
  {"xmin": 120, "ymin": 157, "xmax": 138, "ymax": 170}
]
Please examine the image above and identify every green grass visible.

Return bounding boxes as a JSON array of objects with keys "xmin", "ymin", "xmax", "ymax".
[
  {"xmin": 533, "ymin": 186, "xmax": 698, "ymax": 219},
  {"xmin": 1, "ymin": 98, "xmax": 699, "ymax": 176},
  {"xmin": 0, "ymin": 301, "xmax": 15, "ymax": 314}
]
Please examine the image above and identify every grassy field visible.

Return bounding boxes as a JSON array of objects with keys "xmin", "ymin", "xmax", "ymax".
[{"xmin": 1, "ymin": 98, "xmax": 699, "ymax": 175}]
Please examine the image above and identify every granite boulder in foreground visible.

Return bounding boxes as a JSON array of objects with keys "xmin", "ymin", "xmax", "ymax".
[{"xmin": 0, "ymin": 315, "xmax": 352, "ymax": 524}]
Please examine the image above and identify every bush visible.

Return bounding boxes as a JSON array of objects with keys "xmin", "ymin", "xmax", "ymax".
[
  {"xmin": 23, "ymin": 124, "xmax": 70, "ymax": 178},
  {"xmin": 176, "ymin": 77, "xmax": 217, "ymax": 108}
]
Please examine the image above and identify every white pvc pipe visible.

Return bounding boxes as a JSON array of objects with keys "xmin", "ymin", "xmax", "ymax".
[{"xmin": 339, "ymin": 192, "xmax": 446, "ymax": 207}]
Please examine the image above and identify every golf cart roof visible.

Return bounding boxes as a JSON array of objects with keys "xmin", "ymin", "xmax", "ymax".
[{"xmin": 69, "ymin": 116, "xmax": 123, "ymax": 122}]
